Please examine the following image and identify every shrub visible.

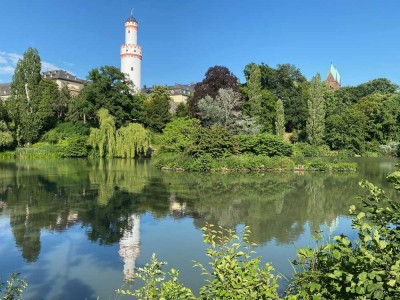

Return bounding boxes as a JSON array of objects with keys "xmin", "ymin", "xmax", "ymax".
[
  {"xmin": 154, "ymin": 153, "xmax": 297, "ymax": 172},
  {"xmin": 60, "ymin": 135, "xmax": 88, "ymax": 157},
  {"xmin": 160, "ymin": 117, "xmax": 201, "ymax": 153},
  {"xmin": 237, "ymin": 133, "xmax": 292, "ymax": 157},
  {"xmin": 0, "ymin": 273, "xmax": 28, "ymax": 299},
  {"xmin": 0, "ymin": 121, "xmax": 14, "ymax": 149},
  {"xmin": 117, "ymin": 254, "xmax": 195, "ymax": 300},
  {"xmin": 41, "ymin": 122, "xmax": 90, "ymax": 144},
  {"xmin": 293, "ymin": 143, "xmax": 333, "ymax": 157},
  {"xmin": 379, "ymin": 142, "xmax": 399, "ymax": 157},
  {"xmin": 186, "ymin": 125, "xmax": 238, "ymax": 158},
  {"xmin": 287, "ymin": 169, "xmax": 400, "ymax": 299},
  {"xmin": 304, "ymin": 158, "xmax": 329, "ymax": 171},
  {"xmin": 117, "ymin": 225, "xmax": 280, "ymax": 300},
  {"xmin": 304, "ymin": 159, "xmax": 357, "ymax": 172}
]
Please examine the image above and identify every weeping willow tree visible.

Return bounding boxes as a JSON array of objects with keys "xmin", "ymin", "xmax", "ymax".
[
  {"xmin": 115, "ymin": 123, "xmax": 149, "ymax": 158},
  {"xmin": 88, "ymin": 108, "xmax": 116, "ymax": 157},
  {"xmin": 88, "ymin": 108, "xmax": 149, "ymax": 158}
]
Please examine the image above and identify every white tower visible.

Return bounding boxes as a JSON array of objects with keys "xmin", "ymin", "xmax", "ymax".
[{"xmin": 121, "ymin": 11, "xmax": 142, "ymax": 92}]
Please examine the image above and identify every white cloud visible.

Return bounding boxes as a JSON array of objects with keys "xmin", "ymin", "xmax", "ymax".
[
  {"xmin": 42, "ymin": 61, "xmax": 61, "ymax": 72},
  {"xmin": 0, "ymin": 66, "xmax": 15, "ymax": 75},
  {"xmin": 62, "ymin": 61, "xmax": 74, "ymax": 67},
  {"xmin": 0, "ymin": 51, "xmax": 72, "ymax": 77},
  {"xmin": 0, "ymin": 57, "xmax": 8, "ymax": 64}
]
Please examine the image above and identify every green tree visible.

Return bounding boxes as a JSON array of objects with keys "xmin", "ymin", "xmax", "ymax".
[
  {"xmin": 67, "ymin": 66, "xmax": 142, "ymax": 127},
  {"xmin": 0, "ymin": 121, "xmax": 13, "ymax": 149},
  {"xmin": 377, "ymin": 94, "xmax": 400, "ymax": 143},
  {"xmin": 325, "ymin": 108, "xmax": 367, "ymax": 153},
  {"xmin": 87, "ymin": 108, "xmax": 116, "ymax": 157},
  {"xmin": 175, "ymin": 102, "xmax": 189, "ymax": 118},
  {"xmin": 6, "ymin": 47, "xmax": 43, "ymax": 144},
  {"xmin": 198, "ymin": 88, "xmax": 245, "ymax": 130},
  {"xmin": 352, "ymin": 93, "xmax": 387, "ymax": 143},
  {"xmin": 115, "ymin": 123, "xmax": 149, "ymax": 158},
  {"xmin": 306, "ymin": 74, "xmax": 325, "ymax": 146},
  {"xmin": 247, "ymin": 64, "xmax": 263, "ymax": 116},
  {"xmin": 37, "ymin": 79, "xmax": 60, "ymax": 131},
  {"xmin": 54, "ymin": 85, "xmax": 71, "ymax": 121},
  {"xmin": 334, "ymin": 78, "xmax": 398, "ymax": 106},
  {"xmin": 144, "ymin": 86, "xmax": 171, "ymax": 132},
  {"xmin": 160, "ymin": 117, "xmax": 201, "ymax": 153},
  {"xmin": 244, "ymin": 63, "xmax": 307, "ymax": 131},
  {"xmin": 275, "ymin": 99, "xmax": 285, "ymax": 138},
  {"xmin": 243, "ymin": 65, "xmax": 276, "ymax": 132}
]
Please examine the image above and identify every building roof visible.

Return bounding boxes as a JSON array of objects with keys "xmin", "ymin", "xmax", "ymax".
[
  {"xmin": 126, "ymin": 16, "xmax": 138, "ymax": 23},
  {"xmin": 168, "ymin": 83, "xmax": 196, "ymax": 95},
  {"xmin": 42, "ymin": 70, "xmax": 85, "ymax": 84},
  {"xmin": 328, "ymin": 64, "xmax": 341, "ymax": 84},
  {"xmin": 0, "ymin": 83, "xmax": 11, "ymax": 97},
  {"xmin": 143, "ymin": 83, "xmax": 196, "ymax": 96}
]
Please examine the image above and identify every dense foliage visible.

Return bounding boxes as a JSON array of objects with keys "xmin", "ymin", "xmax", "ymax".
[
  {"xmin": 160, "ymin": 117, "xmax": 201, "ymax": 153},
  {"xmin": 189, "ymin": 66, "xmax": 241, "ymax": 117},
  {"xmin": 1, "ymin": 47, "xmax": 399, "ymax": 160},
  {"xmin": 88, "ymin": 108, "xmax": 149, "ymax": 158},
  {"xmin": 287, "ymin": 168, "xmax": 400, "ymax": 299},
  {"xmin": 143, "ymin": 85, "xmax": 172, "ymax": 132},
  {"xmin": 0, "ymin": 273, "xmax": 27, "ymax": 300},
  {"xmin": 68, "ymin": 66, "xmax": 144, "ymax": 127},
  {"xmin": 237, "ymin": 133, "xmax": 292, "ymax": 156}
]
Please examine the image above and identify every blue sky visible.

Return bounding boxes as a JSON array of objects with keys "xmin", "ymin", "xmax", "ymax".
[{"xmin": 0, "ymin": 0, "xmax": 399, "ymax": 87}]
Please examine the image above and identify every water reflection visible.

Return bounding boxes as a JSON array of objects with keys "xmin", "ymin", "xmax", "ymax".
[
  {"xmin": 119, "ymin": 214, "xmax": 140, "ymax": 281},
  {"xmin": 0, "ymin": 157, "xmax": 397, "ymax": 297}
]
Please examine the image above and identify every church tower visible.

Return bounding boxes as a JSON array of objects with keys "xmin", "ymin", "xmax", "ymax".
[
  {"xmin": 326, "ymin": 63, "xmax": 341, "ymax": 91},
  {"xmin": 121, "ymin": 11, "xmax": 142, "ymax": 92}
]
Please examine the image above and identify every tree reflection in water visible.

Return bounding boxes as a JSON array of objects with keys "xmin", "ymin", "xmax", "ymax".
[{"xmin": 0, "ymin": 158, "xmax": 389, "ymax": 267}]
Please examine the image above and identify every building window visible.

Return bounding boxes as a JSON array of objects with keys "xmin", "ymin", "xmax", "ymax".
[
  {"xmin": 131, "ymin": 67, "xmax": 133, "ymax": 71},
  {"xmin": 128, "ymin": 30, "xmax": 130, "ymax": 34}
]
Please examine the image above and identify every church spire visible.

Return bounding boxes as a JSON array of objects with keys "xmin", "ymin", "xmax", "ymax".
[{"xmin": 326, "ymin": 63, "xmax": 341, "ymax": 91}]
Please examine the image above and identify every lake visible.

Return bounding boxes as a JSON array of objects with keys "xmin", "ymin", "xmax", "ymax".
[{"xmin": 0, "ymin": 157, "xmax": 398, "ymax": 299}]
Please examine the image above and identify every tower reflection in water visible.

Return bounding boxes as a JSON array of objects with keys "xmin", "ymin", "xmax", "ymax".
[{"xmin": 119, "ymin": 214, "xmax": 141, "ymax": 281}]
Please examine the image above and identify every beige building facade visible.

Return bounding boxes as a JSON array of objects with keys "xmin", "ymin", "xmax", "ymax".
[{"xmin": 42, "ymin": 70, "xmax": 85, "ymax": 97}]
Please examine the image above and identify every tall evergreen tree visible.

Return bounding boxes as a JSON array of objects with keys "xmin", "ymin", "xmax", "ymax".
[
  {"xmin": 7, "ymin": 47, "xmax": 43, "ymax": 144},
  {"xmin": 306, "ymin": 74, "xmax": 325, "ymax": 146},
  {"xmin": 275, "ymin": 99, "xmax": 285, "ymax": 138},
  {"xmin": 244, "ymin": 63, "xmax": 307, "ymax": 131},
  {"xmin": 247, "ymin": 64, "xmax": 262, "ymax": 116},
  {"xmin": 244, "ymin": 65, "xmax": 276, "ymax": 132},
  {"xmin": 144, "ymin": 86, "xmax": 171, "ymax": 132}
]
